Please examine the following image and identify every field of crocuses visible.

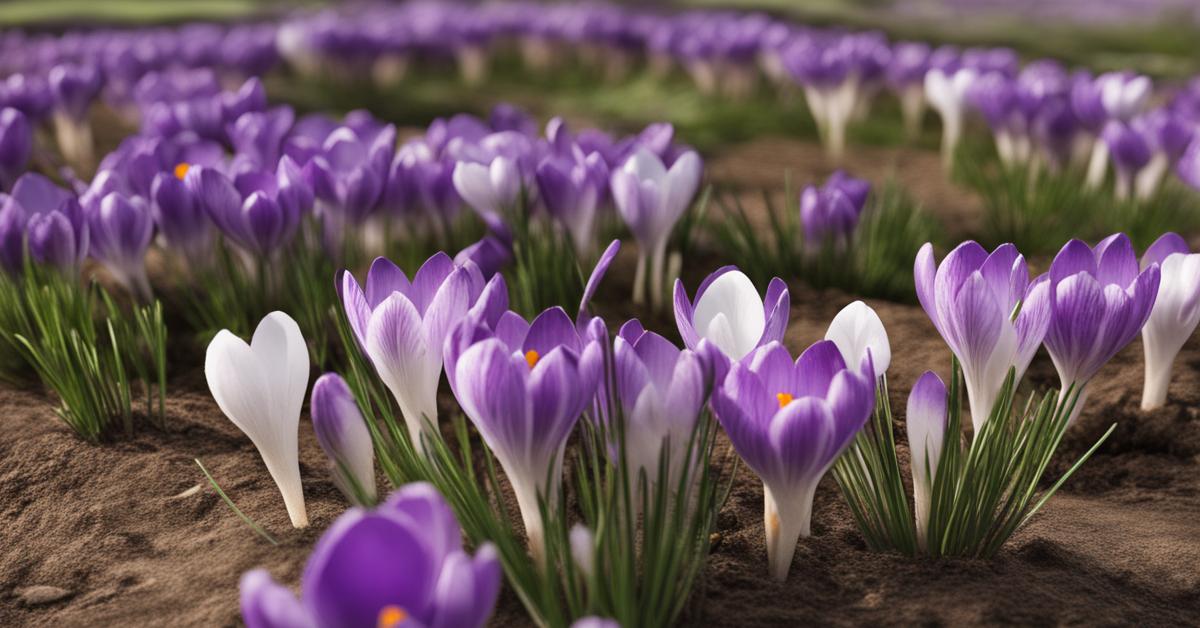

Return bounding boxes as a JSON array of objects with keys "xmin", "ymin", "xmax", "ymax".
[{"xmin": 2, "ymin": 2, "xmax": 1199, "ymax": 627}]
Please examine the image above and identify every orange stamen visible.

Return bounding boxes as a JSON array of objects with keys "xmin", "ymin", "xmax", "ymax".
[
  {"xmin": 776, "ymin": 392, "xmax": 794, "ymax": 408},
  {"xmin": 377, "ymin": 605, "xmax": 408, "ymax": 628},
  {"xmin": 173, "ymin": 162, "xmax": 191, "ymax": 180},
  {"xmin": 525, "ymin": 350, "xmax": 540, "ymax": 368}
]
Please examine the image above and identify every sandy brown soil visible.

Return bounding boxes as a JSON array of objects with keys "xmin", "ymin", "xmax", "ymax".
[{"xmin": 2, "ymin": 132, "xmax": 1199, "ymax": 626}]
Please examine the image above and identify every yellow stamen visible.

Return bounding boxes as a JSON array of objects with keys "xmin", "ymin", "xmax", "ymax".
[
  {"xmin": 525, "ymin": 350, "xmax": 540, "ymax": 368},
  {"xmin": 173, "ymin": 162, "xmax": 191, "ymax": 180},
  {"xmin": 776, "ymin": 392, "xmax": 794, "ymax": 408},
  {"xmin": 377, "ymin": 605, "xmax": 408, "ymax": 628}
]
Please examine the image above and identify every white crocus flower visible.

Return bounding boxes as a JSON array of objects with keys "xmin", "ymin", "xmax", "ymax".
[{"xmin": 925, "ymin": 67, "xmax": 978, "ymax": 170}]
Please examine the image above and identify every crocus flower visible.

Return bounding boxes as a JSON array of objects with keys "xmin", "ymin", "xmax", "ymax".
[
  {"xmin": 535, "ymin": 151, "xmax": 608, "ymax": 260},
  {"xmin": 674, "ymin": 267, "xmax": 789, "ymax": 363},
  {"xmin": 0, "ymin": 200, "xmax": 26, "ymax": 274},
  {"xmin": 311, "ymin": 372, "xmax": 377, "ymax": 505},
  {"xmin": 26, "ymin": 198, "xmax": 87, "ymax": 273},
  {"xmin": 1139, "ymin": 233, "xmax": 1200, "ymax": 410},
  {"xmin": 711, "ymin": 340, "xmax": 875, "ymax": 581},
  {"xmin": 0, "ymin": 107, "xmax": 32, "ymax": 189},
  {"xmin": 150, "ymin": 170, "xmax": 212, "ymax": 267},
  {"xmin": 240, "ymin": 482, "xmax": 501, "ymax": 628},
  {"xmin": 205, "ymin": 311, "xmax": 310, "ymax": 528},
  {"xmin": 1082, "ymin": 72, "xmax": 1152, "ymax": 188},
  {"xmin": 905, "ymin": 371, "xmax": 947, "ymax": 551},
  {"xmin": 887, "ymin": 42, "xmax": 931, "ymax": 138},
  {"xmin": 1102, "ymin": 120, "xmax": 1151, "ymax": 200},
  {"xmin": 1044, "ymin": 234, "xmax": 1161, "ymax": 422},
  {"xmin": 800, "ymin": 171, "xmax": 870, "ymax": 249},
  {"xmin": 48, "ymin": 63, "xmax": 102, "ymax": 169},
  {"xmin": 925, "ymin": 67, "xmax": 978, "ymax": 169},
  {"xmin": 450, "ymin": 306, "xmax": 602, "ymax": 561},
  {"xmin": 914, "ymin": 241, "xmax": 1051, "ymax": 433},
  {"xmin": 1132, "ymin": 110, "xmax": 1194, "ymax": 200},
  {"xmin": 86, "ymin": 192, "xmax": 154, "ymax": 301},
  {"xmin": 189, "ymin": 160, "xmax": 309, "ymax": 258},
  {"xmin": 451, "ymin": 155, "xmax": 521, "ymax": 222},
  {"xmin": 612, "ymin": 319, "xmax": 708, "ymax": 484},
  {"xmin": 340, "ymin": 253, "xmax": 490, "ymax": 454},
  {"xmin": 611, "ymin": 147, "xmax": 702, "ymax": 311},
  {"xmin": 824, "ymin": 300, "xmax": 890, "ymax": 379}
]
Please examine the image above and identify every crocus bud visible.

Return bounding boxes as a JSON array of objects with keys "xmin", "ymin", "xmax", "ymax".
[
  {"xmin": 1139, "ymin": 233, "xmax": 1200, "ymax": 411},
  {"xmin": 825, "ymin": 300, "xmax": 890, "ymax": 379},
  {"xmin": 905, "ymin": 371, "xmax": 947, "ymax": 551},
  {"xmin": 205, "ymin": 311, "xmax": 310, "ymax": 528},
  {"xmin": 674, "ymin": 267, "xmax": 788, "ymax": 363},
  {"xmin": 27, "ymin": 198, "xmax": 87, "ymax": 272},
  {"xmin": 86, "ymin": 192, "xmax": 154, "ymax": 302},
  {"xmin": 452, "ymin": 155, "xmax": 521, "ymax": 220},
  {"xmin": 0, "ymin": 199, "xmax": 28, "ymax": 275},
  {"xmin": 151, "ymin": 171, "xmax": 212, "ymax": 267},
  {"xmin": 311, "ymin": 373, "xmax": 377, "ymax": 505}
]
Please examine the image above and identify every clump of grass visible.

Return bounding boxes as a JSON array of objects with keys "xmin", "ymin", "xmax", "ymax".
[
  {"xmin": 0, "ymin": 264, "xmax": 168, "ymax": 441},
  {"xmin": 709, "ymin": 178, "xmax": 941, "ymax": 302},
  {"xmin": 834, "ymin": 361, "xmax": 1114, "ymax": 558},
  {"xmin": 332, "ymin": 310, "xmax": 732, "ymax": 627},
  {"xmin": 955, "ymin": 144, "xmax": 1200, "ymax": 255}
]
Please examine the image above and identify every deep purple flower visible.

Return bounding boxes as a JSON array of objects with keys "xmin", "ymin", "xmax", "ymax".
[
  {"xmin": 711, "ymin": 340, "xmax": 874, "ymax": 581},
  {"xmin": 914, "ymin": 241, "xmax": 1051, "ymax": 432},
  {"xmin": 1102, "ymin": 120, "xmax": 1152, "ymax": 199},
  {"xmin": 674, "ymin": 267, "xmax": 789, "ymax": 362},
  {"xmin": 86, "ymin": 192, "xmax": 154, "ymax": 301},
  {"xmin": 10, "ymin": 172, "xmax": 74, "ymax": 216},
  {"xmin": 450, "ymin": 306, "xmax": 603, "ymax": 560},
  {"xmin": 0, "ymin": 108, "xmax": 32, "ymax": 189},
  {"xmin": 47, "ymin": 63, "xmax": 102, "ymax": 122},
  {"xmin": 27, "ymin": 198, "xmax": 87, "ymax": 272},
  {"xmin": 311, "ymin": 372, "xmax": 376, "ymax": 505},
  {"xmin": 220, "ymin": 77, "xmax": 268, "ymax": 125},
  {"xmin": 800, "ymin": 171, "xmax": 870, "ymax": 247},
  {"xmin": 240, "ymin": 483, "xmax": 501, "ymax": 628},
  {"xmin": 150, "ymin": 170, "xmax": 212, "ymax": 266},
  {"xmin": 1044, "ymin": 234, "xmax": 1161, "ymax": 421},
  {"xmin": 188, "ymin": 160, "xmax": 309, "ymax": 257},
  {"xmin": 228, "ymin": 106, "xmax": 295, "ymax": 174},
  {"xmin": 0, "ymin": 199, "xmax": 28, "ymax": 274},
  {"xmin": 454, "ymin": 234, "xmax": 511, "ymax": 280}
]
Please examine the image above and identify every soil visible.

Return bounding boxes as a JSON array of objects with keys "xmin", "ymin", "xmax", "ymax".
[{"xmin": 2, "ymin": 138, "xmax": 1199, "ymax": 627}]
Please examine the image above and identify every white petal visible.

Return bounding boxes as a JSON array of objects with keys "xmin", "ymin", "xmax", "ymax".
[
  {"xmin": 693, "ymin": 270, "xmax": 765, "ymax": 360},
  {"xmin": 622, "ymin": 147, "xmax": 668, "ymax": 182},
  {"xmin": 825, "ymin": 300, "xmax": 890, "ymax": 377}
]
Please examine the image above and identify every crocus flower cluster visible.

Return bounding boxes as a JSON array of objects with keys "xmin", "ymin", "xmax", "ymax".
[{"xmin": 241, "ymin": 482, "xmax": 501, "ymax": 628}]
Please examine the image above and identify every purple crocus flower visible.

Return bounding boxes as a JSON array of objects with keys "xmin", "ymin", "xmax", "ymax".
[
  {"xmin": 85, "ymin": 192, "xmax": 154, "ymax": 301},
  {"xmin": 1132, "ymin": 109, "xmax": 1194, "ymax": 200},
  {"xmin": 535, "ymin": 150, "xmax": 608, "ymax": 260},
  {"xmin": 1139, "ymin": 233, "xmax": 1200, "ymax": 411},
  {"xmin": 188, "ymin": 159, "xmax": 310, "ymax": 257},
  {"xmin": 1044, "ymin": 234, "xmax": 1161, "ymax": 422},
  {"xmin": 450, "ymin": 306, "xmax": 603, "ymax": 561},
  {"xmin": 0, "ymin": 199, "xmax": 27, "ymax": 274},
  {"xmin": 47, "ymin": 63, "xmax": 102, "ymax": 122},
  {"xmin": 674, "ymin": 266, "xmax": 789, "ymax": 363},
  {"xmin": 799, "ymin": 171, "xmax": 870, "ymax": 248},
  {"xmin": 611, "ymin": 147, "xmax": 702, "ymax": 310},
  {"xmin": 10, "ymin": 172, "xmax": 74, "ymax": 216},
  {"xmin": 311, "ymin": 372, "xmax": 376, "ymax": 505},
  {"xmin": 306, "ymin": 122, "xmax": 396, "ymax": 226},
  {"xmin": 27, "ymin": 197, "xmax": 87, "ymax": 273},
  {"xmin": 612, "ymin": 319, "xmax": 709, "ymax": 484},
  {"xmin": 150, "ymin": 170, "xmax": 212, "ymax": 267},
  {"xmin": 0, "ymin": 108, "xmax": 32, "ymax": 189},
  {"xmin": 1179, "ymin": 139, "xmax": 1200, "ymax": 192},
  {"xmin": 240, "ymin": 482, "xmax": 501, "ymax": 628},
  {"xmin": 711, "ymin": 340, "xmax": 875, "ymax": 581},
  {"xmin": 454, "ymin": 234, "xmax": 512, "ymax": 280},
  {"xmin": 1102, "ymin": 120, "xmax": 1152, "ymax": 200},
  {"xmin": 340, "ymin": 252, "xmax": 494, "ymax": 454},
  {"xmin": 227, "ymin": 106, "xmax": 295, "ymax": 175},
  {"xmin": 914, "ymin": 241, "xmax": 1051, "ymax": 433}
]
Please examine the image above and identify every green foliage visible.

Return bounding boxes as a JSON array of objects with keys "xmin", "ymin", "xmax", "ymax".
[
  {"xmin": 332, "ymin": 311, "xmax": 732, "ymax": 627},
  {"xmin": 709, "ymin": 178, "xmax": 941, "ymax": 302},
  {"xmin": 0, "ymin": 266, "xmax": 168, "ymax": 441},
  {"xmin": 195, "ymin": 458, "xmax": 280, "ymax": 546},
  {"xmin": 834, "ymin": 361, "xmax": 1115, "ymax": 558},
  {"xmin": 955, "ymin": 146, "xmax": 1200, "ymax": 255},
  {"xmin": 505, "ymin": 191, "xmax": 585, "ymax": 319}
]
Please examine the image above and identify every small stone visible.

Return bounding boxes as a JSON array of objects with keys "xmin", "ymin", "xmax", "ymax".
[{"xmin": 17, "ymin": 585, "xmax": 73, "ymax": 606}]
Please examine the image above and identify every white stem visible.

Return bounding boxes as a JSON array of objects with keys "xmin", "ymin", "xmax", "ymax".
[
  {"xmin": 648, "ymin": 239, "xmax": 668, "ymax": 313},
  {"xmin": 763, "ymin": 482, "xmax": 816, "ymax": 582},
  {"xmin": 396, "ymin": 396, "xmax": 437, "ymax": 459},
  {"xmin": 900, "ymin": 86, "xmax": 925, "ymax": 140},
  {"xmin": 963, "ymin": 371, "xmax": 997, "ymax": 439},
  {"xmin": 913, "ymin": 474, "xmax": 931, "ymax": 552},
  {"xmin": 632, "ymin": 251, "xmax": 647, "ymax": 307},
  {"xmin": 261, "ymin": 451, "xmax": 308, "ymax": 529},
  {"xmin": 941, "ymin": 113, "xmax": 962, "ymax": 171},
  {"xmin": 1114, "ymin": 172, "xmax": 1132, "ymax": 201},
  {"xmin": 1085, "ymin": 142, "xmax": 1109, "ymax": 188},
  {"xmin": 1141, "ymin": 335, "xmax": 1179, "ymax": 411},
  {"xmin": 1135, "ymin": 153, "xmax": 1168, "ymax": 201}
]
